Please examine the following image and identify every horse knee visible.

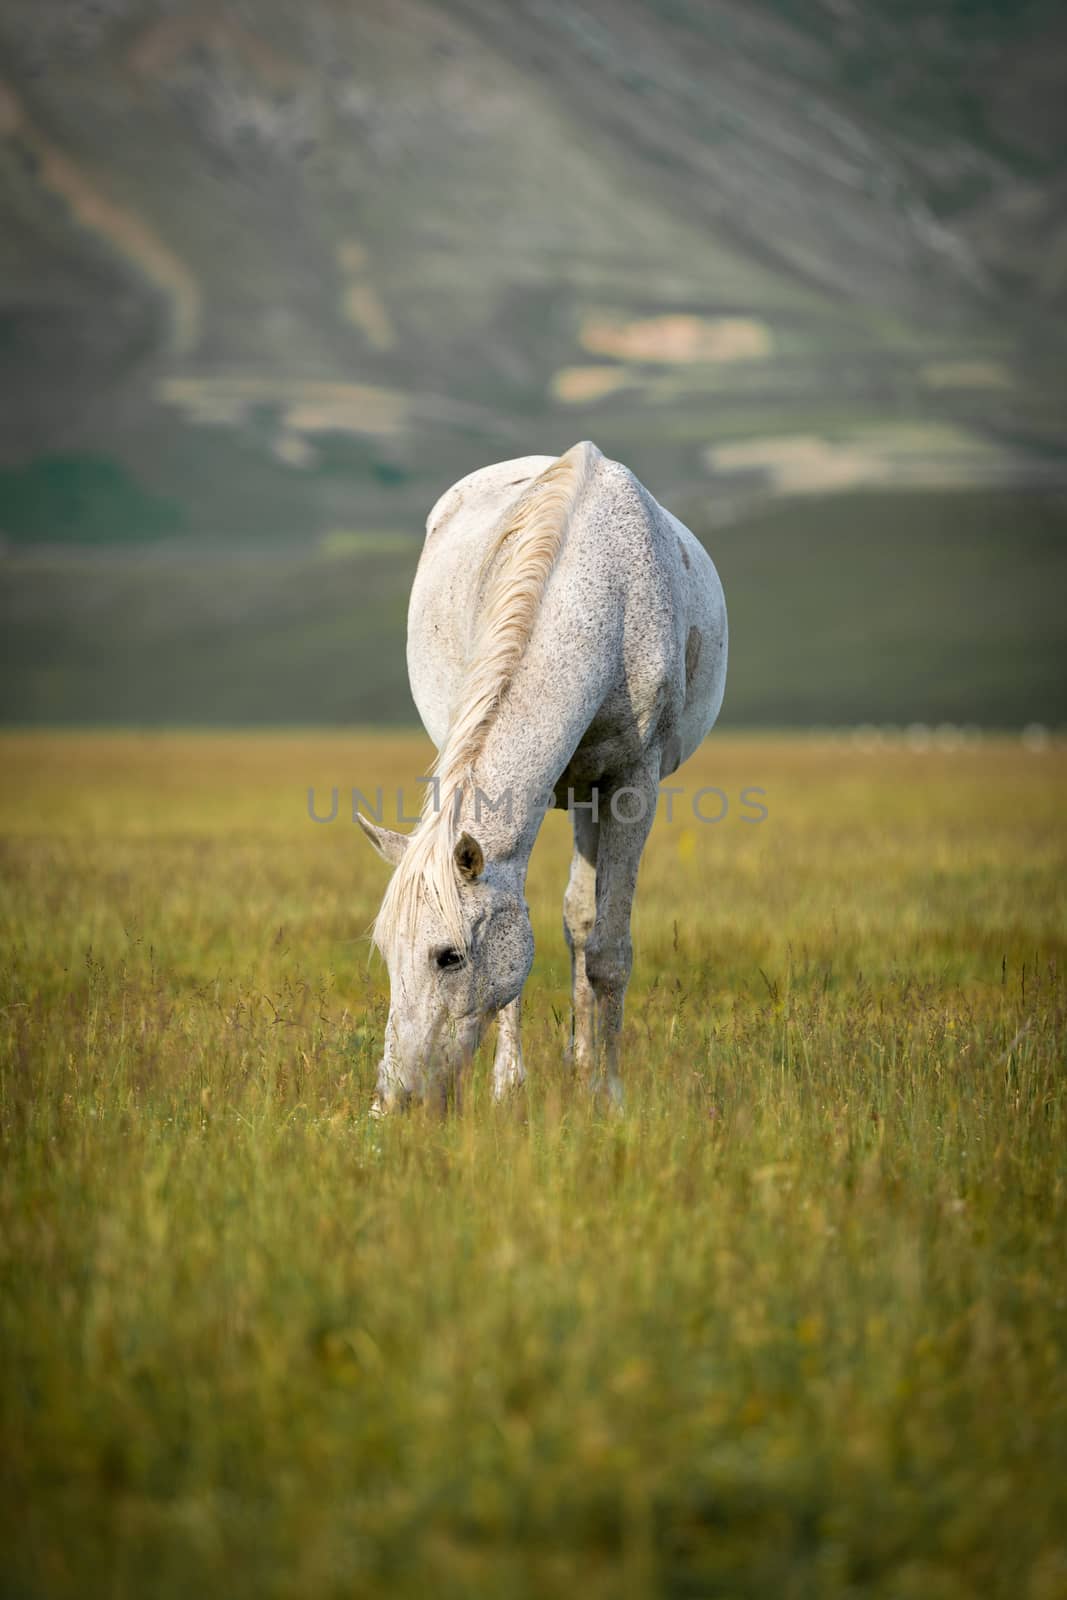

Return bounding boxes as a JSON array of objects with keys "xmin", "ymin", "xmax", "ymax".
[
  {"xmin": 563, "ymin": 883, "xmax": 595, "ymax": 952},
  {"xmin": 584, "ymin": 932, "xmax": 632, "ymax": 996}
]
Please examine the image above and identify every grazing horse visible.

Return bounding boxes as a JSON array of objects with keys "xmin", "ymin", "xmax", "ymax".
[{"xmin": 357, "ymin": 440, "xmax": 727, "ymax": 1110}]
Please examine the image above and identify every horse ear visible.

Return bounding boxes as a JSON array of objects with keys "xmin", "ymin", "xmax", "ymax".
[
  {"xmin": 356, "ymin": 812, "xmax": 409, "ymax": 867},
  {"xmin": 453, "ymin": 831, "xmax": 485, "ymax": 882}
]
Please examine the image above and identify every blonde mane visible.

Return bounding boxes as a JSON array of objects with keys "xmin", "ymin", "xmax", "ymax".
[{"xmin": 374, "ymin": 441, "xmax": 597, "ymax": 956}]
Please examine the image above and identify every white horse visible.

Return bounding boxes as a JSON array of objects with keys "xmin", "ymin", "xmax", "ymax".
[{"xmin": 357, "ymin": 440, "xmax": 726, "ymax": 1110}]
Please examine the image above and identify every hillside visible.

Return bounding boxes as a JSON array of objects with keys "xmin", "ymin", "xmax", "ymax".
[{"xmin": 1, "ymin": 0, "xmax": 1065, "ymax": 543}]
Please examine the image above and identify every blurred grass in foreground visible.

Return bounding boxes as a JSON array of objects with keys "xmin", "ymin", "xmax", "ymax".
[{"xmin": 1, "ymin": 732, "xmax": 1065, "ymax": 1598}]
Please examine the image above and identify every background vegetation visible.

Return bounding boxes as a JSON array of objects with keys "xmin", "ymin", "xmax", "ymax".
[{"xmin": 3, "ymin": 488, "xmax": 1066, "ymax": 727}]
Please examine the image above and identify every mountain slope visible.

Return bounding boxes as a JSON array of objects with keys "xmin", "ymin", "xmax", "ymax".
[{"xmin": 0, "ymin": 0, "xmax": 1064, "ymax": 541}]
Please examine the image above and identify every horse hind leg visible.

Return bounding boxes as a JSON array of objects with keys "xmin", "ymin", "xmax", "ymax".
[{"xmin": 584, "ymin": 765, "xmax": 659, "ymax": 1107}]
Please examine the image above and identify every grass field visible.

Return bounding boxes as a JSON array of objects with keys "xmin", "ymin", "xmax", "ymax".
[{"xmin": 1, "ymin": 731, "xmax": 1065, "ymax": 1598}]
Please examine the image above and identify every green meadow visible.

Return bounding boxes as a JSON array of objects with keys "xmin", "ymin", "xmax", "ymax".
[{"xmin": 1, "ymin": 732, "xmax": 1065, "ymax": 1598}]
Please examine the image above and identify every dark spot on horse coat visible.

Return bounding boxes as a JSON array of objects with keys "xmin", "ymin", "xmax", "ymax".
[
  {"xmin": 678, "ymin": 538, "xmax": 691, "ymax": 570},
  {"xmin": 685, "ymin": 626, "xmax": 702, "ymax": 694}
]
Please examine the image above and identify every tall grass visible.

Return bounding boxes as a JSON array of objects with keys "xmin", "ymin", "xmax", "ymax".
[{"xmin": 1, "ymin": 733, "xmax": 1064, "ymax": 1597}]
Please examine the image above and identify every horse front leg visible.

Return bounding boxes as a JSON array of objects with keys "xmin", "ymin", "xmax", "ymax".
[
  {"xmin": 586, "ymin": 765, "xmax": 659, "ymax": 1106},
  {"xmin": 492, "ymin": 994, "xmax": 526, "ymax": 1099}
]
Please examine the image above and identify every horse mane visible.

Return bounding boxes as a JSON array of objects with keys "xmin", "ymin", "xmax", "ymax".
[{"xmin": 373, "ymin": 440, "xmax": 598, "ymax": 957}]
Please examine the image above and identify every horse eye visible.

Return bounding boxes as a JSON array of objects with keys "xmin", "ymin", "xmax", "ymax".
[{"xmin": 435, "ymin": 947, "xmax": 464, "ymax": 972}]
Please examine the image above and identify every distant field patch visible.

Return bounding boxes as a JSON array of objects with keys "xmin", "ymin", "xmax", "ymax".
[
  {"xmin": 705, "ymin": 422, "xmax": 1046, "ymax": 496},
  {"xmin": 921, "ymin": 359, "xmax": 1013, "ymax": 391},
  {"xmin": 579, "ymin": 313, "xmax": 772, "ymax": 364},
  {"xmin": 318, "ymin": 529, "xmax": 421, "ymax": 558},
  {"xmin": 159, "ymin": 376, "xmax": 409, "ymax": 437},
  {"xmin": 550, "ymin": 365, "xmax": 636, "ymax": 404}
]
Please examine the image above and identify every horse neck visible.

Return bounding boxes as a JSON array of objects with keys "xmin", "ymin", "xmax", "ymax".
[
  {"xmin": 448, "ymin": 623, "xmax": 606, "ymax": 870},
  {"xmin": 435, "ymin": 446, "xmax": 611, "ymax": 871}
]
